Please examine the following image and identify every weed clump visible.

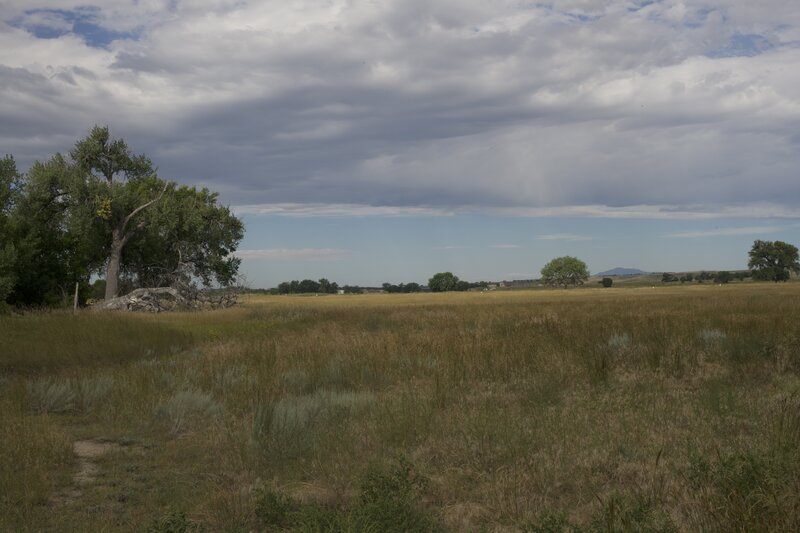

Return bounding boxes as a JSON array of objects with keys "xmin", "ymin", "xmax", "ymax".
[
  {"xmin": 252, "ymin": 389, "xmax": 375, "ymax": 457},
  {"xmin": 253, "ymin": 486, "xmax": 295, "ymax": 529},
  {"xmin": 698, "ymin": 328, "xmax": 727, "ymax": 344},
  {"xmin": 353, "ymin": 457, "xmax": 437, "ymax": 532},
  {"xmin": 27, "ymin": 378, "xmax": 76, "ymax": 414},
  {"xmin": 76, "ymin": 376, "xmax": 115, "ymax": 414},
  {"xmin": 607, "ymin": 333, "xmax": 632, "ymax": 354},
  {"xmin": 154, "ymin": 390, "xmax": 222, "ymax": 435},
  {"xmin": 147, "ymin": 509, "xmax": 201, "ymax": 533},
  {"xmin": 253, "ymin": 457, "xmax": 439, "ymax": 532}
]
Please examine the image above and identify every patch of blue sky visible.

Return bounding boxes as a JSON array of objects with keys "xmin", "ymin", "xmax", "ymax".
[
  {"xmin": 707, "ymin": 33, "xmax": 775, "ymax": 58},
  {"xmin": 627, "ymin": 1, "xmax": 660, "ymax": 14},
  {"xmin": 236, "ymin": 213, "xmax": 788, "ymax": 288},
  {"xmin": 565, "ymin": 13, "xmax": 603, "ymax": 24},
  {"xmin": 10, "ymin": 8, "xmax": 139, "ymax": 48}
]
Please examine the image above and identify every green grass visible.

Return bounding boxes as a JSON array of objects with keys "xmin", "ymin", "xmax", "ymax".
[{"xmin": 1, "ymin": 284, "xmax": 799, "ymax": 531}]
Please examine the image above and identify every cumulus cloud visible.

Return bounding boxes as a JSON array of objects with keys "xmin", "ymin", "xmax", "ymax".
[
  {"xmin": 2, "ymin": 1, "xmax": 800, "ymax": 215},
  {"xmin": 663, "ymin": 225, "xmax": 790, "ymax": 238},
  {"xmin": 233, "ymin": 248, "xmax": 348, "ymax": 260}
]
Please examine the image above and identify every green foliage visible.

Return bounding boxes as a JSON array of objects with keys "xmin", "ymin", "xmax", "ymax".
[
  {"xmin": 72, "ymin": 125, "xmax": 155, "ymax": 185},
  {"xmin": 540, "ymin": 256, "xmax": 589, "ymax": 288},
  {"xmin": 601, "ymin": 277, "xmax": 613, "ymax": 288},
  {"xmin": 278, "ymin": 278, "xmax": 341, "ymax": 294},
  {"xmin": 0, "ymin": 156, "xmax": 19, "ymax": 307},
  {"xmin": 354, "ymin": 457, "xmax": 437, "ymax": 533},
  {"xmin": 147, "ymin": 509, "xmax": 200, "ymax": 533},
  {"xmin": 383, "ymin": 282, "xmax": 423, "ymax": 293},
  {"xmin": 713, "ymin": 271, "xmax": 733, "ymax": 284},
  {"xmin": 0, "ymin": 126, "xmax": 244, "ymax": 307},
  {"xmin": 661, "ymin": 272, "xmax": 678, "ymax": 283},
  {"xmin": 428, "ymin": 271, "xmax": 459, "ymax": 292},
  {"xmin": 123, "ymin": 183, "xmax": 244, "ymax": 288},
  {"xmin": 748, "ymin": 240, "xmax": 800, "ymax": 282},
  {"xmin": 4, "ymin": 154, "xmax": 100, "ymax": 306},
  {"xmin": 687, "ymin": 447, "xmax": 800, "ymax": 531},
  {"xmin": 253, "ymin": 458, "xmax": 438, "ymax": 533},
  {"xmin": 253, "ymin": 486, "xmax": 295, "ymax": 528}
]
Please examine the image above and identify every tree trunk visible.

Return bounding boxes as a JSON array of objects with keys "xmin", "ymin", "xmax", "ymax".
[
  {"xmin": 105, "ymin": 228, "xmax": 123, "ymax": 300},
  {"xmin": 102, "ymin": 184, "xmax": 167, "ymax": 301}
]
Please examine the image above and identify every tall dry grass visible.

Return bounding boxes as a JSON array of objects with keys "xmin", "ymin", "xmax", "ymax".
[{"xmin": 1, "ymin": 284, "xmax": 799, "ymax": 531}]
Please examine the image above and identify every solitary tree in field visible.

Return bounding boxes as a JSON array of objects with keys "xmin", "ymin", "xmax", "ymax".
[
  {"xmin": 428, "ymin": 272, "xmax": 460, "ymax": 292},
  {"xmin": 748, "ymin": 240, "xmax": 800, "ymax": 282},
  {"xmin": 540, "ymin": 256, "xmax": 589, "ymax": 288},
  {"xmin": 601, "ymin": 277, "xmax": 613, "ymax": 288}
]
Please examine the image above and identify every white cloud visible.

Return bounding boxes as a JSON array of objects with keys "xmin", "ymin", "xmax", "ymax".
[
  {"xmin": 234, "ymin": 248, "xmax": 348, "ymax": 260},
  {"xmin": 536, "ymin": 233, "xmax": 593, "ymax": 241},
  {"xmin": 663, "ymin": 225, "xmax": 789, "ymax": 238},
  {"xmin": 233, "ymin": 202, "xmax": 800, "ymax": 220},
  {"xmin": 2, "ymin": 1, "xmax": 800, "ymax": 212},
  {"xmin": 489, "ymin": 244, "xmax": 521, "ymax": 249},
  {"xmin": 233, "ymin": 203, "xmax": 454, "ymax": 217}
]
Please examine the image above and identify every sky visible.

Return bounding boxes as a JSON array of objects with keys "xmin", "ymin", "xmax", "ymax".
[{"xmin": 2, "ymin": 0, "xmax": 800, "ymax": 287}]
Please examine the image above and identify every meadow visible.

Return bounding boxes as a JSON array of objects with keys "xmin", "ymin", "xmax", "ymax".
[{"xmin": 1, "ymin": 284, "xmax": 799, "ymax": 532}]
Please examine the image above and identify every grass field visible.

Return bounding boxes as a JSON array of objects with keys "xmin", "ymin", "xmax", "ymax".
[{"xmin": 2, "ymin": 284, "xmax": 799, "ymax": 532}]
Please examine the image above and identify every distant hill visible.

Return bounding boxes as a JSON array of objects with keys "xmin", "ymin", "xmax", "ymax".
[{"xmin": 594, "ymin": 267, "xmax": 650, "ymax": 277}]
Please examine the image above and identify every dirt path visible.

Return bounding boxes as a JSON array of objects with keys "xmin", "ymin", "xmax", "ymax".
[{"xmin": 50, "ymin": 439, "xmax": 124, "ymax": 506}]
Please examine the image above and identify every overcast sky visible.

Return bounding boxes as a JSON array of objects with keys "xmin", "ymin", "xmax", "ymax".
[{"xmin": 2, "ymin": 1, "xmax": 800, "ymax": 286}]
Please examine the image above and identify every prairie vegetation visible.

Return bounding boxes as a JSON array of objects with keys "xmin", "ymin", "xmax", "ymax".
[{"xmin": 2, "ymin": 284, "xmax": 799, "ymax": 531}]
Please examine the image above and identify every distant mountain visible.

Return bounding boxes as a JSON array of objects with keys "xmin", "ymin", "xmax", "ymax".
[{"xmin": 594, "ymin": 267, "xmax": 650, "ymax": 277}]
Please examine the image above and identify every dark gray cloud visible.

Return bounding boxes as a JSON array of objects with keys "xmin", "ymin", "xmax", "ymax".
[{"xmin": 1, "ymin": 0, "xmax": 800, "ymax": 216}]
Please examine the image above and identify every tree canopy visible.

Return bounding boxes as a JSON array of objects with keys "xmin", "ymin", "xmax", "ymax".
[
  {"xmin": 428, "ymin": 272, "xmax": 460, "ymax": 292},
  {"xmin": 0, "ymin": 127, "xmax": 244, "ymax": 309},
  {"xmin": 540, "ymin": 256, "xmax": 589, "ymax": 288},
  {"xmin": 748, "ymin": 240, "xmax": 800, "ymax": 282},
  {"xmin": 0, "ymin": 156, "xmax": 20, "ymax": 306}
]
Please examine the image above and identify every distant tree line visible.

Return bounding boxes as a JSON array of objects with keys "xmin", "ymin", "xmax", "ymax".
[
  {"xmin": 263, "ymin": 240, "xmax": 800, "ymax": 297},
  {"xmin": 428, "ymin": 272, "xmax": 488, "ymax": 292},
  {"xmin": 382, "ymin": 282, "xmax": 423, "ymax": 293},
  {"xmin": 269, "ymin": 274, "xmax": 490, "ymax": 294},
  {"xmin": 661, "ymin": 271, "xmax": 749, "ymax": 284},
  {"xmin": 276, "ymin": 278, "xmax": 340, "ymax": 294}
]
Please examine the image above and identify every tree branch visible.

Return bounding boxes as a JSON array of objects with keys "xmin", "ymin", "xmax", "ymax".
[{"xmin": 120, "ymin": 182, "xmax": 167, "ymax": 236}]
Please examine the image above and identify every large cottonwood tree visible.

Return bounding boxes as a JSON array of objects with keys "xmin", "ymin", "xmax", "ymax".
[
  {"xmin": 71, "ymin": 126, "xmax": 166, "ymax": 299},
  {"xmin": 1, "ymin": 126, "xmax": 244, "ymax": 308}
]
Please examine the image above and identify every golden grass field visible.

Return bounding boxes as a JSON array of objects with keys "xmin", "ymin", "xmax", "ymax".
[{"xmin": 2, "ymin": 284, "xmax": 799, "ymax": 531}]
